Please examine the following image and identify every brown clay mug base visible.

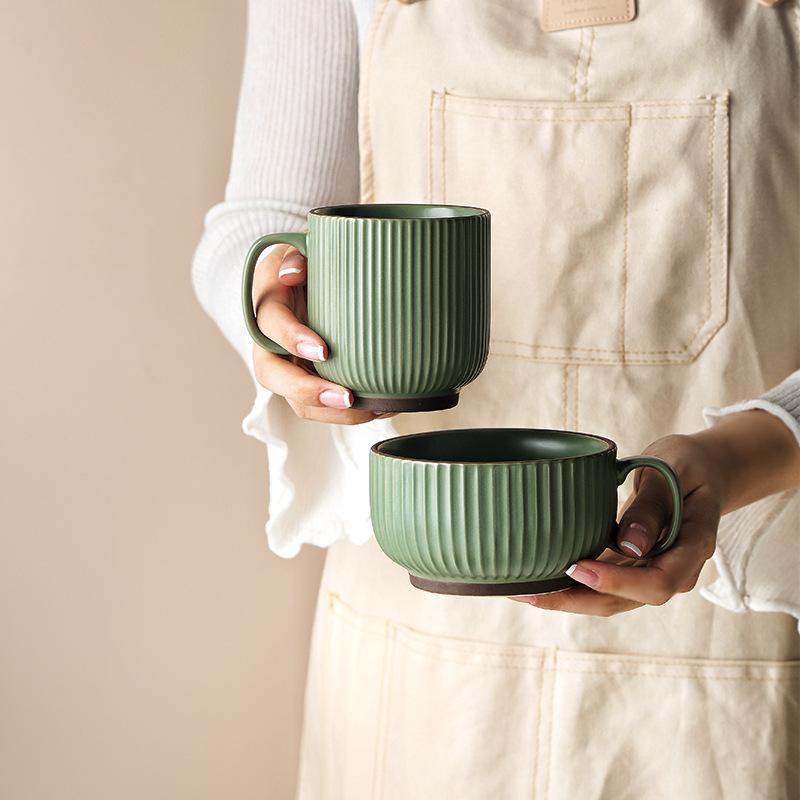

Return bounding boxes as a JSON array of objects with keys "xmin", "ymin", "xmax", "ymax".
[
  {"xmin": 353, "ymin": 392, "xmax": 459, "ymax": 413},
  {"xmin": 409, "ymin": 573, "xmax": 577, "ymax": 596}
]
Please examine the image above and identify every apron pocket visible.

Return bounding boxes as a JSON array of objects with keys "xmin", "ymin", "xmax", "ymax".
[
  {"xmin": 311, "ymin": 590, "xmax": 394, "ymax": 799},
  {"xmin": 547, "ymin": 649, "xmax": 800, "ymax": 800},
  {"xmin": 325, "ymin": 592, "xmax": 548, "ymax": 800},
  {"xmin": 428, "ymin": 91, "xmax": 729, "ymax": 365}
]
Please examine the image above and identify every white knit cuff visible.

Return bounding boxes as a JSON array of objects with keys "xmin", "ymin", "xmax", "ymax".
[
  {"xmin": 702, "ymin": 399, "xmax": 800, "ymax": 446},
  {"xmin": 702, "ymin": 368, "xmax": 800, "ymax": 443},
  {"xmin": 700, "ymin": 371, "xmax": 800, "ymax": 632}
]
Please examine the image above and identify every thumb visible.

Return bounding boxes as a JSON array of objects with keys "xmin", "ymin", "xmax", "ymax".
[{"xmin": 616, "ymin": 467, "xmax": 673, "ymax": 558}]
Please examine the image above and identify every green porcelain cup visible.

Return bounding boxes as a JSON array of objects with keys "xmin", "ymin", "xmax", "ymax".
[
  {"xmin": 242, "ymin": 204, "xmax": 491, "ymax": 412},
  {"xmin": 369, "ymin": 428, "xmax": 683, "ymax": 595}
]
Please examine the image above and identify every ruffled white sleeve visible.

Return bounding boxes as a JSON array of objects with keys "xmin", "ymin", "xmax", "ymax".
[
  {"xmin": 192, "ymin": 0, "xmax": 385, "ymax": 557},
  {"xmin": 700, "ymin": 370, "xmax": 800, "ymax": 629}
]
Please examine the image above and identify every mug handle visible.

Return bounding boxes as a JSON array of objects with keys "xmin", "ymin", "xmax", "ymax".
[
  {"xmin": 241, "ymin": 232, "xmax": 308, "ymax": 355},
  {"xmin": 611, "ymin": 456, "xmax": 683, "ymax": 558}
]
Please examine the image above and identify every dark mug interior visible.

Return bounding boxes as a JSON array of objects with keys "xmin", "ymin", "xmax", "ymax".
[
  {"xmin": 372, "ymin": 428, "xmax": 614, "ymax": 464},
  {"xmin": 309, "ymin": 203, "xmax": 488, "ymax": 220}
]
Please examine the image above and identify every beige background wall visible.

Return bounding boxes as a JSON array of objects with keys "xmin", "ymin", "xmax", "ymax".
[{"xmin": 0, "ymin": 2, "xmax": 324, "ymax": 798}]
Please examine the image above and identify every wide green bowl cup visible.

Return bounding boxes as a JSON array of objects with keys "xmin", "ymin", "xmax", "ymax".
[
  {"xmin": 242, "ymin": 204, "xmax": 491, "ymax": 412},
  {"xmin": 369, "ymin": 429, "xmax": 683, "ymax": 595}
]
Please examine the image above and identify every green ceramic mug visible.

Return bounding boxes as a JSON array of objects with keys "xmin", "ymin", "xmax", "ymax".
[
  {"xmin": 242, "ymin": 204, "xmax": 491, "ymax": 412},
  {"xmin": 369, "ymin": 428, "xmax": 683, "ymax": 595}
]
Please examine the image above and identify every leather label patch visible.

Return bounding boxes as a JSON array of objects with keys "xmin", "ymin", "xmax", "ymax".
[{"xmin": 541, "ymin": 0, "xmax": 636, "ymax": 32}]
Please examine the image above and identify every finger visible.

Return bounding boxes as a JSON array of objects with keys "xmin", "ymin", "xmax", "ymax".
[
  {"xmin": 252, "ymin": 244, "xmax": 291, "ymax": 300},
  {"xmin": 509, "ymin": 587, "xmax": 641, "ymax": 617},
  {"xmin": 253, "ymin": 348, "xmax": 352, "ymax": 408},
  {"xmin": 254, "ymin": 349, "xmax": 402, "ymax": 423},
  {"xmin": 566, "ymin": 512, "xmax": 717, "ymax": 606},
  {"xmin": 277, "ymin": 247, "xmax": 307, "ymax": 287},
  {"xmin": 256, "ymin": 295, "xmax": 328, "ymax": 362},
  {"xmin": 285, "ymin": 399, "xmax": 388, "ymax": 426},
  {"xmin": 616, "ymin": 465, "xmax": 678, "ymax": 558}
]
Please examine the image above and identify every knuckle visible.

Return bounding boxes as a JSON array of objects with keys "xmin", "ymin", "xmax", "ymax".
[
  {"xmin": 699, "ymin": 538, "xmax": 716, "ymax": 563},
  {"xmin": 677, "ymin": 565, "xmax": 704, "ymax": 595},
  {"xmin": 294, "ymin": 380, "xmax": 324, "ymax": 407},
  {"xmin": 535, "ymin": 595, "xmax": 564, "ymax": 612},
  {"xmin": 650, "ymin": 583, "xmax": 674, "ymax": 606},
  {"xmin": 649, "ymin": 591, "xmax": 672, "ymax": 607},
  {"xmin": 253, "ymin": 356, "xmax": 272, "ymax": 389},
  {"xmin": 340, "ymin": 412, "xmax": 373, "ymax": 426},
  {"xmin": 287, "ymin": 399, "xmax": 310, "ymax": 420}
]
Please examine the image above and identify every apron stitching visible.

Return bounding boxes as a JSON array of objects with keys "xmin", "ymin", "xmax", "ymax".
[
  {"xmin": 543, "ymin": 650, "xmax": 556, "ymax": 800},
  {"xmin": 322, "ymin": 592, "xmax": 337, "ymax": 800},
  {"xmin": 635, "ymin": 113, "xmax": 723, "ymax": 120},
  {"xmin": 360, "ymin": 0, "xmax": 392, "ymax": 203},
  {"xmin": 561, "ymin": 365, "xmax": 569, "ymax": 428},
  {"xmin": 330, "ymin": 592, "xmax": 548, "ymax": 667},
  {"xmin": 557, "ymin": 648, "xmax": 800, "ymax": 667},
  {"xmin": 488, "ymin": 347, "xmax": 711, "ymax": 364},
  {"xmin": 491, "ymin": 340, "xmax": 709, "ymax": 354},
  {"xmin": 442, "ymin": 109, "xmax": 628, "ymax": 121},
  {"xmin": 442, "ymin": 96, "xmax": 720, "ymax": 110},
  {"xmin": 574, "ymin": 365, "xmax": 580, "ymax": 429},
  {"xmin": 441, "ymin": 89, "xmax": 447, "ymax": 202},
  {"xmin": 581, "ymin": 28, "xmax": 596, "ymax": 101},
  {"xmin": 531, "ymin": 654, "xmax": 544, "ymax": 798},
  {"xmin": 491, "ymin": 340, "xmax": 673, "ymax": 353},
  {"xmin": 371, "ymin": 621, "xmax": 395, "ymax": 800},
  {"xmin": 553, "ymin": 667, "xmax": 799, "ymax": 680},
  {"xmin": 720, "ymin": 94, "xmax": 730, "ymax": 321},
  {"xmin": 620, "ymin": 111, "xmax": 631, "ymax": 359},
  {"xmin": 342, "ymin": 638, "xmax": 546, "ymax": 670},
  {"xmin": 530, "ymin": 652, "xmax": 545, "ymax": 795},
  {"xmin": 427, "ymin": 90, "xmax": 435, "ymax": 202},
  {"xmin": 569, "ymin": 28, "xmax": 585, "ymax": 102},
  {"xmin": 703, "ymin": 102, "xmax": 717, "ymax": 326}
]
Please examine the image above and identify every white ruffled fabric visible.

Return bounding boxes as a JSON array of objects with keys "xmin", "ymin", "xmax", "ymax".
[{"xmin": 700, "ymin": 372, "xmax": 800, "ymax": 631}]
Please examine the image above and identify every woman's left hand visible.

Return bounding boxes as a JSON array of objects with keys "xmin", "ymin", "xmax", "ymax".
[{"xmin": 510, "ymin": 433, "xmax": 723, "ymax": 617}]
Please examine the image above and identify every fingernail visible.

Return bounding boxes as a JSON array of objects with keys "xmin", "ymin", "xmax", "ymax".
[
  {"xmin": 565, "ymin": 564, "xmax": 599, "ymax": 588},
  {"xmin": 278, "ymin": 265, "xmax": 303, "ymax": 278},
  {"xmin": 297, "ymin": 341, "xmax": 325, "ymax": 362},
  {"xmin": 319, "ymin": 389, "xmax": 352, "ymax": 409},
  {"xmin": 619, "ymin": 540, "xmax": 643, "ymax": 558},
  {"xmin": 620, "ymin": 521, "xmax": 649, "ymax": 557},
  {"xmin": 507, "ymin": 595, "xmax": 537, "ymax": 605}
]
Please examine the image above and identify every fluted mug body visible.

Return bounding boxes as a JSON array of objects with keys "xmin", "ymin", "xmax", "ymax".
[
  {"xmin": 369, "ymin": 429, "xmax": 683, "ymax": 595},
  {"xmin": 242, "ymin": 204, "xmax": 491, "ymax": 412}
]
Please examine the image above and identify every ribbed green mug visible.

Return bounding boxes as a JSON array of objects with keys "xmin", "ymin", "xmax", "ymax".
[
  {"xmin": 369, "ymin": 428, "xmax": 683, "ymax": 595},
  {"xmin": 242, "ymin": 204, "xmax": 491, "ymax": 412}
]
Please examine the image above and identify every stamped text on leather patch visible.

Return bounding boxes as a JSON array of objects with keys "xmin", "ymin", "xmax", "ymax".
[{"xmin": 541, "ymin": 0, "xmax": 636, "ymax": 32}]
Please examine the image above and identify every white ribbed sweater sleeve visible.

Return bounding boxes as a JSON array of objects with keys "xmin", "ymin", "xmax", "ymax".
[
  {"xmin": 191, "ymin": 0, "xmax": 393, "ymax": 559},
  {"xmin": 192, "ymin": 0, "xmax": 360, "ymax": 366}
]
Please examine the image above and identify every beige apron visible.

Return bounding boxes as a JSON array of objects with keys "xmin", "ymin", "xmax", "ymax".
[{"xmin": 297, "ymin": 1, "xmax": 800, "ymax": 797}]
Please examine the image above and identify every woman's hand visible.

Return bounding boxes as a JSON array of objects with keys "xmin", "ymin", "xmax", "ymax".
[
  {"xmin": 251, "ymin": 244, "xmax": 392, "ymax": 424},
  {"xmin": 511, "ymin": 409, "xmax": 800, "ymax": 617}
]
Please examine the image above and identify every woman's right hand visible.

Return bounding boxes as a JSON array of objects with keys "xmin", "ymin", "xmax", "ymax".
[{"xmin": 250, "ymin": 243, "xmax": 391, "ymax": 424}]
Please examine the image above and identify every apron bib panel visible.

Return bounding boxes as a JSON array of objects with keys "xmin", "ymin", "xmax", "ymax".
[{"xmin": 298, "ymin": 1, "xmax": 800, "ymax": 796}]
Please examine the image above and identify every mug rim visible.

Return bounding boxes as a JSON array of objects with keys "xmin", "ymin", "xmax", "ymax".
[
  {"xmin": 309, "ymin": 203, "xmax": 490, "ymax": 221},
  {"xmin": 370, "ymin": 427, "xmax": 617, "ymax": 465}
]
